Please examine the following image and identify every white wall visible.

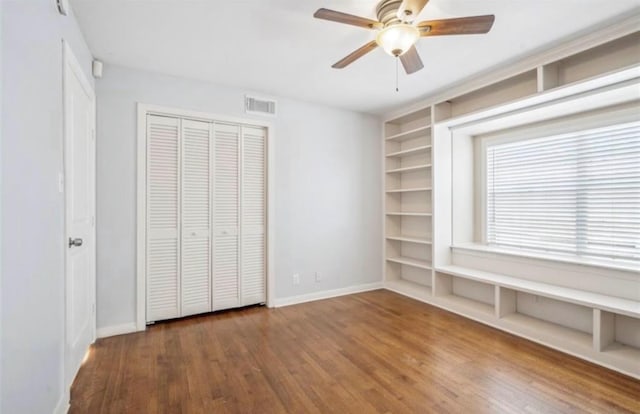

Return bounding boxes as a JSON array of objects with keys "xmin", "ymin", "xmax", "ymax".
[
  {"xmin": 1, "ymin": 1, "xmax": 94, "ymax": 413},
  {"xmin": 95, "ymin": 65, "xmax": 382, "ymax": 330}
]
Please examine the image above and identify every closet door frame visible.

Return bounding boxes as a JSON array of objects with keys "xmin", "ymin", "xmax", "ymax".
[{"xmin": 136, "ymin": 103, "xmax": 275, "ymax": 331}]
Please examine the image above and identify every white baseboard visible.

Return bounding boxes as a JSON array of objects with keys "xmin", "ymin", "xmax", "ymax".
[
  {"xmin": 53, "ymin": 390, "xmax": 69, "ymax": 414},
  {"xmin": 96, "ymin": 322, "xmax": 137, "ymax": 339},
  {"xmin": 273, "ymin": 282, "xmax": 384, "ymax": 307}
]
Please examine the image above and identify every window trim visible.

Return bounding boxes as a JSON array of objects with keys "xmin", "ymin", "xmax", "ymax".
[{"xmin": 475, "ymin": 103, "xmax": 640, "ymax": 266}]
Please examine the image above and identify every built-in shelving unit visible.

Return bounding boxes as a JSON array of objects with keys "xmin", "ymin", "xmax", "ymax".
[
  {"xmin": 384, "ymin": 107, "xmax": 433, "ymax": 289},
  {"xmin": 381, "ymin": 22, "xmax": 640, "ymax": 380}
]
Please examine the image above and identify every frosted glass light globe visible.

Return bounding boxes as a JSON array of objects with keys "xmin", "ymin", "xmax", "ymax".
[{"xmin": 376, "ymin": 24, "xmax": 420, "ymax": 57}]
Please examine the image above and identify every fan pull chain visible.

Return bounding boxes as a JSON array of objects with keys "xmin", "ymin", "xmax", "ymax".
[{"xmin": 395, "ymin": 56, "xmax": 399, "ymax": 92}]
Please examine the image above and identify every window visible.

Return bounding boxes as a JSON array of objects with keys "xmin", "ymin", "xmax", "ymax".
[{"xmin": 485, "ymin": 121, "xmax": 640, "ymax": 263}]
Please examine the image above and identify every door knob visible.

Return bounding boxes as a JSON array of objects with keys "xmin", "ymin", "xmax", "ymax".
[{"xmin": 68, "ymin": 237, "xmax": 83, "ymax": 248}]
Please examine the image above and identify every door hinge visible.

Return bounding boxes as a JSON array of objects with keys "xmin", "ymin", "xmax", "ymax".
[
  {"xmin": 92, "ymin": 303, "xmax": 96, "ymax": 314},
  {"xmin": 92, "ymin": 129, "xmax": 96, "ymax": 141},
  {"xmin": 91, "ymin": 216, "xmax": 95, "ymax": 226}
]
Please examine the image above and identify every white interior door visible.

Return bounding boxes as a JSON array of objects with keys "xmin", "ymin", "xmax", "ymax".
[
  {"xmin": 212, "ymin": 123, "xmax": 241, "ymax": 310},
  {"xmin": 181, "ymin": 119, "xmax": 212, "ymax": 316},
  {"xmin": 146, "ymin": 115, "xmax": 181, "ymax": 322},
  {"xmin": 63, "ymin": 42, "xmax": 96, "ymax": 389},
  {"xmin": 241, "ymin": 126, "xmax": 266, "ymax": 305}
]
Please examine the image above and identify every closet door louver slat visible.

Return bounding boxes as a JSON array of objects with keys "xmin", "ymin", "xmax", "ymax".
[
  {"xmin": 146, "ymin": 115, "xmax": 180, "ymax": 321},
  {"xmin": 241, "ymin": 126, "xmax": 266, "ymax": 305},
  {"xmin": 213, "ymin": 123, "xmax": 241, "ymax": 310},
  {"xmin": 181, "ymin": 119, "xmax": 212, "ymax": 316}
]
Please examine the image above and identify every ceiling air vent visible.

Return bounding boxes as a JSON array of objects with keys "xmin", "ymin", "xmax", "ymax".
[{"xmin": 245, "ymin": 95, "xmax": 277, "ymax": 116}]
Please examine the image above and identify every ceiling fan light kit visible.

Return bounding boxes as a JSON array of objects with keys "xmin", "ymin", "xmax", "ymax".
[
  {"xmin": 314, "ymin": 0, "xmax": 495, "ymax": 75},
  {"xmin": 376, "ymin": 24, "xmax": 420, "ymax": 57}
]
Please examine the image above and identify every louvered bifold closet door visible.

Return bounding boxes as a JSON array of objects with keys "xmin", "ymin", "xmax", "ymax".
[
  {"xmin": 146, "ymin": 115, "xmax": 180, "ymax": 321},
  {"xmin": 212, "ymin": 123, "xmax": 241, "ymax": 310},
  {"xmin": 241, "ymin": 126, "xmax": 266, "ymax": 305},
  {"xmin": 181, "ymin": 119, "xmax": 212, "ymax": 316}
]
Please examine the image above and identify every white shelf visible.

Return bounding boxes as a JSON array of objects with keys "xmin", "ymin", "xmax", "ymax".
[
  {"xmin": 386, "ymin": 256, "xmax": 432, "ymax": 270},
  {"xmin": 385, "ymin": 164, "xmax": 432, "ymax": 174},
  {"xmin": 437, "ymin": 295, "xmax": 494, "ymax": 318},
  {"xmin": 386, "ymin": 145, "xmax": 432, "ymax": 158},
  {"xmin": 385, "ymin": 187, "xmax": 432, "ymax": 193},
  {"xmin": 386, "ymin": 236, "xmax": 432, "ymax": 245},
  {"xmin": 385, "ymin": 125, "xmax": 430, "ymax": 142},
  {"xmin": 501, "ymin": 313, "xmax": 593, "ymax": 351},
  {"xmin": 386, "ymin": 212, "xmax": 432, "ymax": 217},
  {"xmin": 385, "ymin": 279, "xmax": 432, "ymax": 301}
]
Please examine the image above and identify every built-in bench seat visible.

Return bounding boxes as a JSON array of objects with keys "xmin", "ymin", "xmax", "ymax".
[
  {"xmin": 436, "ymin": 265, "xmax": 640, "ymax": 319},
  {"xmin": 384, "ymin": 264, "xmax": 640, "ymax": 379}
]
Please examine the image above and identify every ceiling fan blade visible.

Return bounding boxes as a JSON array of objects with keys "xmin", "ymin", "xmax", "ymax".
[
  {"xmin": 400, "ymin": 46, "xmax": 424, "ymax": 74},
  {"xmin": 314, "ymin": 8, "xmax": 382, "ymax": 29},
  {"xmin": 332, "ymin": 41, "xmax": 379, "ymax": 69},
  {"xmin": 417, "ymin": 15, "xmax": 495, "ymax": 36},
  {"xmin": 397, "ymin": 0, "xmax": 430, "ymax": 22}
]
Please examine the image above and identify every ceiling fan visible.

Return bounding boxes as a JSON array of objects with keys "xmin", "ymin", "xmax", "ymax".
[{"xmin": 314, "ymin": 0, "xmax": 495, "ymax": 74}]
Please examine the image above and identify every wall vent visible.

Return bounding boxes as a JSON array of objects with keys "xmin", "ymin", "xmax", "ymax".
[{"xmin": 245, "ymin": 95, "xmax": 277, "ymax": 116}]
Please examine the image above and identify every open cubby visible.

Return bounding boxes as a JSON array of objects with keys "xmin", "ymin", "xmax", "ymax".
[
  {"xmin": 386, "ymin": 215, "xmax": 432, "ymax": 242},
  {"xmin": 441, "ymin": 70, "xmax": 538, "ymax": 119},
  {"xmin": 501, "ymin": 313, "xmax": 593, "ymax": 351},
  {"xmin": 386, "ymin": 191, "xmax": 431, "ymax": 215},
  {"xmin": 548, "ymin": 32, "xmax": 640, "ymax": 90},
  {"xmin": 385, "ymin": 168, "xmax": 431, "ymax": 192},
  {"xmin": 386, "ymin": 260, "xmax": 432, "ymax": 286},
  {"xmin": 385, "ymin": 125, "xmax": 431, "ymax": 144},
  {"xmin": 596, "ymin": 310, "xmax": 640, "ymax": 359},
  {"xmin": 517, "ymin": 292, "xmax": 593, "ymax": 334},
  {"xmin": 384, "ymin": 107, "xmax": 431, "ymax": 137},
  {"xmin": 433, "ymin": 272, "xmax": 495, "ymax": 317},
  {"xmin": 498, "ymin": 288, "xmax": 594, "ymax": 351},
  {"xmin": 386, "ymin": 147, "xmax": 431, "ymax": 171},
  {"xmin": 386, "ymin": 144, "xmax": 431, "ymax": 158}
]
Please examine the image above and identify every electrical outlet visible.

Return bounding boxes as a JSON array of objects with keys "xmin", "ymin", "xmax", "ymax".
[
  {"xmin": 293, "ymin": 273, "xmax": 300, "ymax": 285},
  {"xmin": 315, "ymin": 272, "xmax": 322, "ymax": 282}
]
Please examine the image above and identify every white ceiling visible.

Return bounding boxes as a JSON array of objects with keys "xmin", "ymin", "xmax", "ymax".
[{"xmin": 70, "ymin": 0, "xmax": 639, "ymax": 115}]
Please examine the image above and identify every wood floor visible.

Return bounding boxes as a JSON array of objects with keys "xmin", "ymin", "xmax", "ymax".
[{"xmin": 70, "ymin": 290, "xmax": 640, "ymax": 413}]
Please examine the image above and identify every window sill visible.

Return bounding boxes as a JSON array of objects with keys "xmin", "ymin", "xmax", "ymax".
[{"xmin": 451, "ymin": 243, "xmax": 640, "ymax": 275}]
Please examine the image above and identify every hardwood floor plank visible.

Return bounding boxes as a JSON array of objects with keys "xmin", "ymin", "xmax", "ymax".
[{"xmin": 70, "ymin": 290, "xmax": 640, "ymax": 413}]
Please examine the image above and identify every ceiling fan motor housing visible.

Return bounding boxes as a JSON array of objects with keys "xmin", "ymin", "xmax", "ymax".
[{"xmin": 376, "ymin": 0, "xmax": 404, "ymax": 26}]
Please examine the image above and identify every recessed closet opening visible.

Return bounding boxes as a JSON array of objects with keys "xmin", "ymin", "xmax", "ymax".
[{"xmin": 135, "ymin": 104, "xmax": 274, "ymax": 327}]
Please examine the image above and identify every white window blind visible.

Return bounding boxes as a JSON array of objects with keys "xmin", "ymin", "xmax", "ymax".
[{"xmin": 486, "ymin": 121, "xmax": 640, "ymax": 263}]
